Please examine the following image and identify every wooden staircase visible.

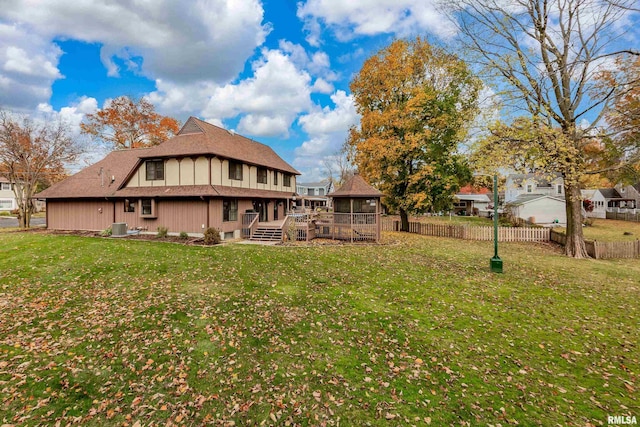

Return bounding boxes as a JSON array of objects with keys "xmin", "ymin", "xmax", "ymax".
[{"xmin": 249, "ymin": 225, "xmax": 283, "ymax": 242}]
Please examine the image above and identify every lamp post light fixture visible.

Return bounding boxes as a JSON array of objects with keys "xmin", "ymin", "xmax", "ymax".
[
  {"xmin": 474, "ymin": 173, "xmax": 503, "ymax": 273},
  {"xmin": 490, "ymin": 174, "xmax": 503, "ymax": 273}
]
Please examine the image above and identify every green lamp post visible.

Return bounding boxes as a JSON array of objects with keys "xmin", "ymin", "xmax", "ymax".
[{"xmin": 490, "ymin": 174, "xmax": 503, "ymax": 273}]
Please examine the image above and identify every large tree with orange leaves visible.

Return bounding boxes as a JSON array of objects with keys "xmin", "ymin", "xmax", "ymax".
[
  {"xmin": 347, "ymin": 38, "xmax": 481, "ymax": 231},
  {"xmin": 605, "ymin": 55, "xmax": 640, "ymax": 182},
  {"xmin": 80, "ymin": 96, "xmax": 180, "ymax": 150},
  {"xmin": 0, "ymin": 111, "xmax": 80, "ymax": 228}
]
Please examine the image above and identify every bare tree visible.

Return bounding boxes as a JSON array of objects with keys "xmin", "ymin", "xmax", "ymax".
[
  {"xmin": 323, "ymin": 143, "xmax": 356, "ymax": 189},
  {"xmin": 447, "ymin": 0, "xmax": 639, "ymax": 257},
  {"xmin": 0, "ymin": 111, "xmax": 81, "ymax": 228}
]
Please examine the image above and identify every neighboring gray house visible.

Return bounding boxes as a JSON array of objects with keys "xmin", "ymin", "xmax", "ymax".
[
  {"xmin": 295, "ymin": 180, "xmax": 334, "ymax": 211},
  {"xmin": 0, "ymin": 176, "xmax": 16, "ymax": 211},
  {"xmin": 453, "ymin": 193, "xmax": 492, "ymax": 216},
  {"xmin": 615, "ymin": 182, "xmax": 640, "ymax": 209}
]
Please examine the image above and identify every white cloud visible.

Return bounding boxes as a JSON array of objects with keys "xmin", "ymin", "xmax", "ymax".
[
  {"xmin": 312, "ymin": 78, "xmax": 334, "ymax": 94},
  {"xmin": 0, "ymin": 23, "xmax": 63, "ymax": 110},
  {"xmin": 294, "ymin": 90, "xmax": 359, "ymax": 181},
  {"xmin": 1, "ymin": 0, "xmax": 268, "ymax": 84},
  {"xmin": 197, "ymin": 48, "xmax": 314, "ymax": 137},
  {"xmin": 297, "ymin": 0, "xmax": 457, "ymax": 45},
  {"xmin": 298, "ymin": 90, "xmax": 357, "ymax": 134}
]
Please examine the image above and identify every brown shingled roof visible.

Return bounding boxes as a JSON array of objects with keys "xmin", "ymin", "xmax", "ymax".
[
  {"xmin": 329, "ymin": 174, "xmax": 382, "ymax": 198},
  {"xmin": 35, "ymin": 149, "xmax": 150, "ymax": 199},
  {"xmin": 142, "ymin": 117, "xmax": 299, "ymax": 175}
]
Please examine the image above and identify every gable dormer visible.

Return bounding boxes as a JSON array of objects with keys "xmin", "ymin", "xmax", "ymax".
[{"xmin": 177, "ymin": 117, "xmax": 205, "ymax": 135}]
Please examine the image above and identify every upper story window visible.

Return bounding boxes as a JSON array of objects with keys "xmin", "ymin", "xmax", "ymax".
[
  {"xmin": 283, "ymin": 174, "xmax": 291, "ymax": 187},
  {"xmin": 526, "ymin": 184, "xmax": 533, "ymax": 193},
  {"xmin": 145, "ymin": 160, "xmax": 164, "ymax": 181},
  {"xmin": 273, "ymin": 171, "xmax": 278, "ymax": 186},
  {"xmin": 0, "ymin": 182, "xmax": 11, "ymax": 191},
  {"xmin": 307, "ymin": 188, "xmax": 314, "ymax": 195},
  {"xmin": 318, "ymin": 188, "xmax": 325, "ymax": 196},
  {"xmin": 556, "ymin": 184, "xmax": 563, "ymax": 195},
  {"xmin": 229, "ymin": 161, "xmax": 243, "ymax": 181},
  {"xmin": 257, "ymin": 167, "xmax": 267, "ymax": 184}
]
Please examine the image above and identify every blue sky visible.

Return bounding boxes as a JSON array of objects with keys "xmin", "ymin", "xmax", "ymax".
[{"xmin": 0, "ymin": 1, "xmax": 638, "ymax": 180}]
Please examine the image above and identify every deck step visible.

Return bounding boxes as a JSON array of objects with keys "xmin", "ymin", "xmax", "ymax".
[{"xmin": 249, "ymin": 227, "xmax": 283, "ymax": 242}]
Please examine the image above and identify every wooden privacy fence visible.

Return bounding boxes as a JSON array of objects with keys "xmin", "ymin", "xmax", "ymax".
[
  {"xmin": 382, "ymin": 219, "xmax": 550, "ymax": 242},
  {"xmin": 551, "ymin": 230, "xmax": 639, "ymax": 259},
  {"xmin": 606, "ymin": 211, "xmax": 640, "ymax": 222}
]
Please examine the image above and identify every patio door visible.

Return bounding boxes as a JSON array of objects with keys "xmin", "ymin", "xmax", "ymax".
[{"xmin": 253, "ymin": 200, "xmax": 269, "ymax": 222}]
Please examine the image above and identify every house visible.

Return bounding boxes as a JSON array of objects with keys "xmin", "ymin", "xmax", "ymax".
[
  {"xmin": 506, "ymin": 194, "xmax": 566, "ymax": 225},
  {"xmin": 454, "ymin": 185, "xmax": 492, "ymax": 216},
  {"xmin": 295, "ymin": 180, "xmax": 334, "ymax": 211},
  {"xmin": 504, "ymin": 172, "xmax": 565, "ymax": 203},
  {"xmin": 582, "ymin": 187, "xmax": 637, "ymax": 218},
  {"xmin": 0, "ymin": 176, "xmax": 16, "ymax": 211},
  {"xmin": 615, "ymin": 181, "xmax": 640, "ymax": 209},
  {"xmin": 36, "ymin": 117, "xmax": 300, "ymax": 240}
]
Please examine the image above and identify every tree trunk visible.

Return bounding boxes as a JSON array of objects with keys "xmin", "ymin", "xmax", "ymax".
[
  {"xmin": 564, "ymin": 183, "xmax": 589, "ymax": 258},
  {"xmin": 400, "ymin": 209, "xmax": 409, "ymax": 232}
]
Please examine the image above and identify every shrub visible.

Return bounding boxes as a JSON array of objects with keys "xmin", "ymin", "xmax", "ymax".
[
  {"xmin": 179, "ymin": 231, "xmax": 189, "ymax": 240},
  {"xmin": 100, "ymin": 227, "xmax": 112, "ymax": 237},
  {"xmin": 203, "ymin": 227, "xmax": 221, "ymax": 245},
  {"xmin": 583, "ymin": 217, "xmax": 595, "ymax": 227},
  {"xmin": 157, "ymin": 226, "xmax": 168, "ymax": 238}
]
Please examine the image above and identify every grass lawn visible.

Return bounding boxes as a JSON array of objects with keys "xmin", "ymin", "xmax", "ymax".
[
  {"xmin": 390, "ymin": 215, "xmax": 494, "ymax": 226},
  {"xmin": 556, "ymin": 219, "xmax": 640, "ymax": 242},
  {"xmin": 1, "ymin": 230, "xmax": 638, "ymax": 426}
]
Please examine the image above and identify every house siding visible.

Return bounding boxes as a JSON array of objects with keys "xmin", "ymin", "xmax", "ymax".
[
  {"xmin": 47, "ymin": 200, "xmax": 115, "ymax": 231},
  {"xmin": 513, "ymin": 198, "xmax": 566, "ymax": 224},
  {"xmin": 115, "ymin": 199, "xmax": 208, "ymax": 233}
]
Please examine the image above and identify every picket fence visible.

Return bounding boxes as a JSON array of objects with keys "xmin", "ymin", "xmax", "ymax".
[
  {"xmin": 382, "ymin": 219, "xmax": 549, "ymax": 242},
  {"xmin": 550, "ymin": 230, "xmax": 639, "ymax": 259}
]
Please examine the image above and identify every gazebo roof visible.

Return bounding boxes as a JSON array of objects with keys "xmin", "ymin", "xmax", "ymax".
[{"xmin": 329, "ymin": 174, "xmax": 382, "ymax": 198}]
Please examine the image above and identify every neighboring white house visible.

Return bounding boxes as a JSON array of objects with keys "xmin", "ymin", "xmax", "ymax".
[
  {"xmin": 453, "ymin": 193, "xmax": 492, "ymax": 216},
  {"xmin": 504, "ymin": 172, "xmax": 565, "ymax": 203},
  {"xmin": 506, "ymin": 194, "xmax": 566, "ymax": 225},
  {"xmin": 504, "ymin": 173, "xmax": 566, "ymax": 225},
  {"xmin": 0, "ymin": 176, "xmax": 16, "ymax": 211},
  {"xmin": 295, "ymin": 181, "xmax": 334, "ymax": 210},
  {"xmin": 582, "ymin": 187, "xmax": 637, "ymax": 218}
]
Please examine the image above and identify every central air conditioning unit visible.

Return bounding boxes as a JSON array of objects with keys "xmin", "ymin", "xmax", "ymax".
[{"xmin": 112, "ymin": 222, "xmax": 128, "ymax": 236}]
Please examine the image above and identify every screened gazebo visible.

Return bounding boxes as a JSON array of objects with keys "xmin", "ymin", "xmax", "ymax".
[{"xmin": 316, "ymin": 173, "xmax": 382, "ymax": 242}]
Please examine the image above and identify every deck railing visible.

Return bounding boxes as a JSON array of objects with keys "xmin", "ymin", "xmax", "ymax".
[{"xmin": 242, "ymin": 212, "xmax": 259, "ymax": 238}]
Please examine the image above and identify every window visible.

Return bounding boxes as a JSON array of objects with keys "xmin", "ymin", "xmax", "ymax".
[
  {"xmin": 229, "ymin": 161, "xmax": 243, "ymax": 180},
  {"xmin": 140, "ymin": 198, "xmax": 156, "ymax": 217},
  {"xmin": 556, "ymin": 184, "xmax": 563, "ymax": 195},
  {"xmin": 318, "ymin": 188, "xmax": 325, "ymax": 196},
  {"xmin": 307, "ymin": 188, "xmax": 314, "ymax": 195},
  {"xmin": 283, "ymin": 174, "xmax": 291, "ymax": 187},
  {"xmin": 223, "ymin": 199, "xmax": 238, "ymax": 222},
  {"xmin": 145, "ymin": 160, "xmax": 164, "ymax": 181},
  {"xmin": 273, "ymin": 171, "xmax": 278, "ymax": 186},
  {"xmin": 0, "ymin": 199, "xmax": 12, "ymax": 209},
  {"xmin": 124, "ymin": 199, "xmax": 136, "ymax": 212},
  {"xmin": 257, "ymin": 167, "xmax": 267, "ymax": 184},
  {"xmin": 526, "ymin": 184, "xmax": 533, "ymax": 193},
  {"xmin": 1, "ymin": 183, "xmax": 11, "ymax": 191}
]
